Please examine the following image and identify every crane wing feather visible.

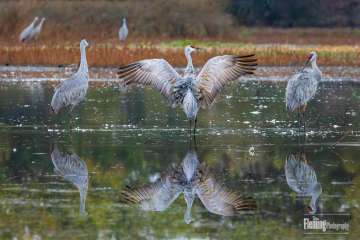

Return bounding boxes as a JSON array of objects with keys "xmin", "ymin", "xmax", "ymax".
[
  {"xmin": 195, "ymin": 54, "xmax": 257, "ymax": 107},
  {"xmin": 120, "ymin": 175, "xmax": 182, "ymax": 212},
  {"xmin": 118, "ymin": 59, "xmax": 180, "ymax": 103},
  {"xmin": 195, "ymin": 168, "xmax": 256, "ymax": 216}
]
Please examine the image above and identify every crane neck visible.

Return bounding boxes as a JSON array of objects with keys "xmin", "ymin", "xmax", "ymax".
[
  {"xmin": 185, "ymin": 51, "xmax": 194, "ymax": 76},
  {"xmin": 311, "ymin": 59, "xmax": 318, "ymax": 70},
  {"xmin": 37, "ymin": 19, "xmax": 45, "ymax": 29},
  {"xmin": 78, "ymin": 46, "xmax": 88, "ymax": 75},
  {"xmin": 309, "ymin": 183, "xmax": 322, "ymax": 214},
  {"xmin": 31, "ymin": 18, "xmax": 38, "ymax": 27},
  {"xmin": 310, "ymin": 59, "xmax": 322, "ymax": 79},
  {"xmin": 79, "ymin": 184, "xmax": 88, "ymax": 215},
  {"xmin": 184, "ymin": 191, "xmax": 194, "ymax": 224}
]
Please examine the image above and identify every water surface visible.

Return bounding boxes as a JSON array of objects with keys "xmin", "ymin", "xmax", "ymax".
[{"xmin": 0, "ymin": 66, "xmax": 359, "ymax": 239}]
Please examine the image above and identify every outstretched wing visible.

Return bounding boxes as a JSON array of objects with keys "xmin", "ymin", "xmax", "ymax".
[
  {"xmin": 117, "ymin": 59, "xmax": 181, "ymax": 102},
  {"xmin": 195, "ymin": 168, "xmax": 256, "ymax": 216},
  {"xmin": 120, "ymin": 176, "xmax": 183, "ymax": 212},
  {"xmin": 195, "ymin": 54, "xmax": 257, "ymax": 107}
]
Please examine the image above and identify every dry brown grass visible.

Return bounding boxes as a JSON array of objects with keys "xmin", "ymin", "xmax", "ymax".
[{"xmin": 0, "ymin": 40, "xmax": 359, "ymax": 67}]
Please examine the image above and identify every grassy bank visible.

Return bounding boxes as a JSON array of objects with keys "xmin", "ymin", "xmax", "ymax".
[{"xmin": 0, "ymin": 38, "xmax": 359, "ymax": 67}]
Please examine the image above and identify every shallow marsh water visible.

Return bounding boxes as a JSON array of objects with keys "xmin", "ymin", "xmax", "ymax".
[{"xmin": 0, "ymin": 66, "xmax": 359, "ymax": 239}]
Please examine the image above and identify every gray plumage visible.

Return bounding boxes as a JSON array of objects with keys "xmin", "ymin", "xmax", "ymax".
[
  {"xmin": 51, "ymin": 39, "xmax": 89, "ymax": 114},
  {"xmin": 286, "ymin": 51, "xmax": 322, "ymax": 112},
  {"xmin": 118, "ymin": 18, "xmax": 128, "ymax": 42},
  {"xmin": 51, "ymin": 144, "xmax": 89, "ymax": 215},
  {"xmin": 120, "ymin": 148, "xmax": 256, "ymax": 223},
  {"xmin": 118, "ymin": 45, "xmax": 257, "ymax": 127},
  {"xmin": 19, "ymin": 17, "xmax": 39, "ymax": 43},
  {"xmin": 285, "ymin": 153, "xmax": 322, "ymax": 214}
]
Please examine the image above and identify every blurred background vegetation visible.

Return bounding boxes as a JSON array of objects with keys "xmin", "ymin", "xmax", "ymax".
[{"xmin": 0, "ymin": 0, "xmax": 359, "ymax": 41}]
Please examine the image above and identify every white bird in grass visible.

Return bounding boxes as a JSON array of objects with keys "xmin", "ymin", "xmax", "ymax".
[
  {"xmin": 51, "ymin": 144, "xmax": 89, "ymax": 215},
  {"xmin": 120, "ymin": 147, "xmax": 256, "ymax": 223},
  {"xmin": 117, "ymin": 45, "xmax": 257, "ymax": 132},
  {"xmin": 285, "ymin": 153, "xmax": 322, "ymax": 214},
  {"xmin": 19, "ymin": 17, "xmax": 39, "ymax": 43},
  {"xmin": 51, "ymin": 39, "xmax": 89, "ymax": 114},
  {"xmin": 285, "ymin": 51, "xmax": 322, "ymax": 132},
  {"xmin": 118, "ymin": 17, "xmax": 128, "ymax": 42}
]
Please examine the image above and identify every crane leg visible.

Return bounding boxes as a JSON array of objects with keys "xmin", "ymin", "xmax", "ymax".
[
  {"xmin": 303, "ymin": 111, "xmax": 306, "ymax": 135},
  {"xmin": 68, "ymin": 106, "xmax": 76, "ymax": 131},
  {"xmin": 297, "ymin": 111, "xmax": 301, "ymax": 135},
  {"xmin": 193, "ymin": 117, "xmax": 197, "ymax": 134}
]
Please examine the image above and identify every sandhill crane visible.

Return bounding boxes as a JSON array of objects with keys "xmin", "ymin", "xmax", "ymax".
[
  {"xmin": 51, "ymin": 39, "xmax": 89, "ymax": 114},
  {"xmin": 32, "ymin": 17, "xmax": 46, "ymax": 40},
  {"xmin": 118, "ymin": 45, "xmax": 257, "ymax": 132},
  {"xmin": 19, "ymin": 17, "xmax": 39, "ymax": 43},
  {"xmin": 120, "ymin": 146, "xmax": 256, "ymax": 223},
  {"xmin": 51, "ymin": 144, "xmax": 89, "ymax": 215},
  {"xmin": 285, "ymin": 51, "xmax": 322, "ymax": 132},
  {"xmin": 118, "ymin": 18, "xmax": 128, "ymax": 42},
  {"xmin": 285, "ymin": 153, "xmax": 322, "ymax": 214}
]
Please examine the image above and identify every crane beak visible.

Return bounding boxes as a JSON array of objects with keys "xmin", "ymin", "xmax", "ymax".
[
  {"xmin": 190, "ymin": 45, "xmax": 202, "ymax": 51},
  {"xmin": 300, "ymin": 57, "xmax": 311, "ymax": 71}
]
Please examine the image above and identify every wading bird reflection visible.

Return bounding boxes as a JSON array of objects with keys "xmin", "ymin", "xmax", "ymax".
[
  {"xmin": 285, "ymin": 51, "xmax": 322, "ymax": 133},
  {"xmin": 51, "ymin": 39, "xmax": 89, "ymax": 114},
  {"xmin": 285, "ymin": 152, "xmax": 322, "ymax": 214},
  {"xmin": 120, "ymin": 144, "xmax": 256, "ymax": 223},
  {"xmin": 118, "ymin": 45, "xmax": 257, "ymax": 132},
  {"xmin": 51, "ymin": 144, "xmax": 89, "ymax": 215}
]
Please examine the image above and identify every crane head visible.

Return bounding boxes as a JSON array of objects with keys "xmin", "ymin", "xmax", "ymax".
[
  {"xmin": 80, "ymin": 39, "xmax": 89, "ymax": 48},
  {"xmin": 32, "ymin": 17, "xmax": 39, "ymax": 25},
  {"xmin": 185, "ymin": 45, "xmax": 201, "ymax": 55},
  {"xmin": 308, "ymin": 51, "xmax": 317, "ymax": 63}
]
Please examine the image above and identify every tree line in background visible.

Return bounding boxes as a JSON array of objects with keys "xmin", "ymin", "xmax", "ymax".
[
  {"xmin": 229, "ymin": 0, "xmax": 360, "ymax": 27},
  {"xmin": 0, "ymin": 0, "xmax": 360, "ymax": 39}
]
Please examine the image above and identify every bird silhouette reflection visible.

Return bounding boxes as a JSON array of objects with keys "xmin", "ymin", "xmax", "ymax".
[
  {"xmin": 285, "ymin": 151, "xmax": 322, "ymax": 214},
  {"xmin": 51, "ymin": 144, "xmax": 89, "ymax": 215},
  {"xmin": 120, "ymin": 140, "xmax": 256, "ymax": 223}
]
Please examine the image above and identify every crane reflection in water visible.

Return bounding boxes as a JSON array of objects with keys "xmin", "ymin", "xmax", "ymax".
[
  {"xmin": 120, "ymin": 140, "xmax": 256, "ymax": 223},
  {"xmin": 51, "ymin": 144, "xmax": 89, "ymax": 215},
  {"xmin": 284, "ymin": 151, "xmax": 322, "ymax": 214}
]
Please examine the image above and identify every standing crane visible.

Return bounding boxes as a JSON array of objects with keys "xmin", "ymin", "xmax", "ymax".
[
  {"xmin": 19, "ymin": 17, "xmax": 39, "ymax": 43},
  {"xmin": 118, "ymin": 45, "xmax": 257, "ymax": 132},
  {"xmin": 285, "ymin": 51, "xmax": 322, "ymax": 133},
  {"xmin": 51, "ymin": 39, "xmax": 90, "ymax": 114},
  {"xmin": 118, "ymin": 17, "xmax": 128, "ymax": 42}
]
